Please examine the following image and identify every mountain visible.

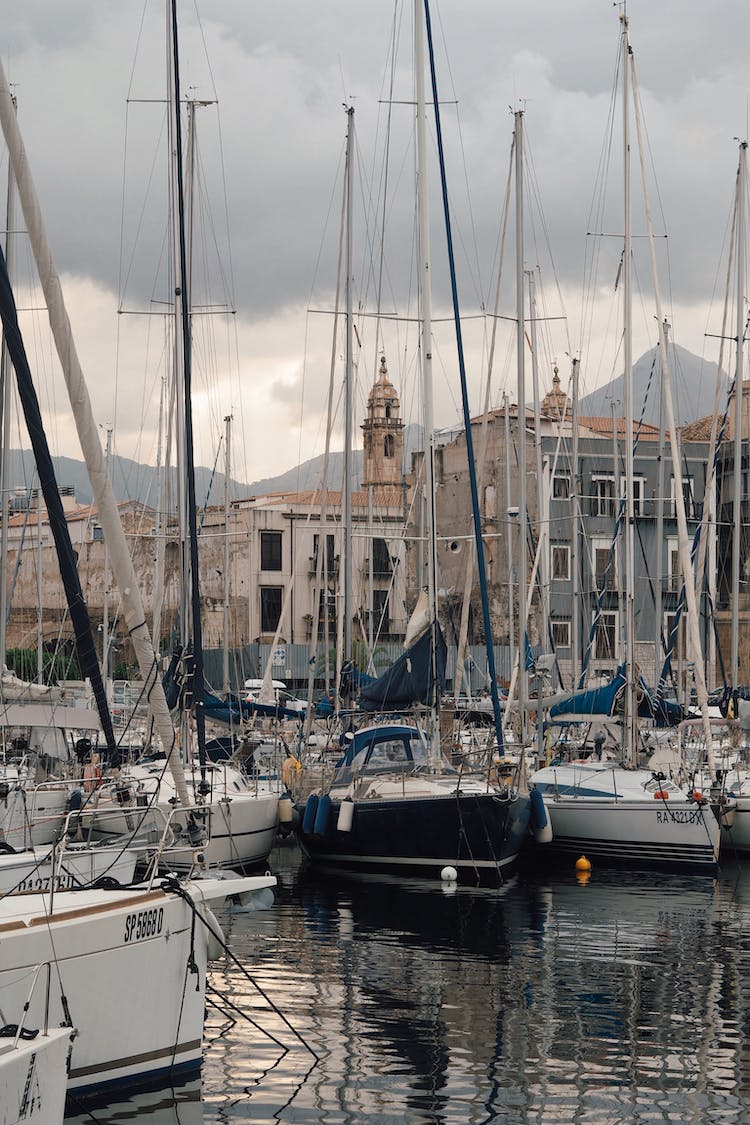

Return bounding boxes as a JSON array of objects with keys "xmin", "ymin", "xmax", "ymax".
[
  {"xmin": 1, "ymin": 423, "xmax": 423, "ymax": 507},
  {"xmin": 2, "ymin": 449, "xmax": 244, "ymax": 509},
  {"xmin": 578, "ymin": 344, "xmax": 721, "ymax": 428}
]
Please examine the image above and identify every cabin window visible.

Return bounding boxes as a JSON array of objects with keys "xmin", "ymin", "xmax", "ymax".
[
  {"xmin": 552, "ymin": 475, "xmax": 570, "ymax": 500},
  {"xmin": 552, "ymin": 619, "xmax": 571, "ymax": 648},
  {"xmin": 260, "ymin": 531, "xmax": 282, "ymax": 571},
  {"xmin": 551, "ymin": 544, "xmax": 570, "ymax": 581},
  {"xmin": 260, "ymin": 586, "xmax": 282, "ymax": 632}
]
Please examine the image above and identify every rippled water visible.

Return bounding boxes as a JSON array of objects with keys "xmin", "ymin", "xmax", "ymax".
[{"xmin": 65, "ymin": 846, "xmax": 750, "ymax": 1123}]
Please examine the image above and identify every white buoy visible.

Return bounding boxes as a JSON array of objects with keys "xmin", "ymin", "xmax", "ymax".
[{"xmin": 441, "ymin": 865, "xmax": 458, "ymax": 883}]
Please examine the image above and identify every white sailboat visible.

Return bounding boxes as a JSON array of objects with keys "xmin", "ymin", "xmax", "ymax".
[
  {"xmin": 529, "ymin": 13, "xmax": 721, "ymax": 871},
  {"xmin": 0, "ymin": 871, "xmax": 275, "ymax": 1101}
]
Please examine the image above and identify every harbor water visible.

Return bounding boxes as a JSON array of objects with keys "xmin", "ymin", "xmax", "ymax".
[{"xmin": 65, "ymin": 844, "xmax": 750, "ymax": 1123}]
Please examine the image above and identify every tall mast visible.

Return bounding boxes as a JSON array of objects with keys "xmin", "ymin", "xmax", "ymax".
[
  {"xmin": 515, "ymin": 109, "xmax": 528, "ymax": 747},
  {"xmin": 415, "ymin": 0, "xmax": 440, "ymax": 753},
  {"xmin": 167, "ymin": 0, "xmax": 206, "ymax": 773},
  {"xmin": 222, "ymin": 413, "xmax": 232, "ymax": 695},
  {"xmin": 343, "ymin": 105, "xmax": 355, "ymax": 667},
  {"xmin": 570, "ymin": 356, "xmax": 580, "ymax": 687},
  {"xmin": 654, "ymin": 319, "xmax": 668, "ymax": 682},
  {"xmin": 621, "ymin": 13, "xmax": 637, "ymax": 767},
  {"xmin": 0, "ymin": 103, "xmax": 16, "ymax": 682},
  {"xmin": 731, "ymin": 142, "xmax": 747, "ymax": 687}
]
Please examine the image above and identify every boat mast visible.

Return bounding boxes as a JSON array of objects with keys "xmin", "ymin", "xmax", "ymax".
[
  {"xmin": 415, "ymin": 0, "xmax": 440, "ymax": 755},
  {"xmin": 515, "ymin": 109, "xmax": 529, "ymax": 748},
  {"xmin": 0, "ymin": 104, "xmax": 16, "ymax": 684},
  {"xmin": 621, "ymin": 13, "xmax": 637, "ymax": 767},
  {"xmin": 343, "ymin": 105, "xmax": 355, "ymax": 671},
  {"xmin": 167, "ymin": 0, "xmax": 207, "ymax": 776},
  {"xmin": 731, "ymin": 141, "xmax": 747, "ymax": 688},
  {"xmin": 222, "ymin": 413, "xmax": 232, "ymax": 696}
]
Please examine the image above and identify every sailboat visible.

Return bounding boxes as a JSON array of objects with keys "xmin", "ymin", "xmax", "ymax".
[
  {"xmin": 296, "ymin": 0, "xmax": 530, "ymax": 884},
  {"xmin": 529, "ymin": 13, "xmax": 721, "ymax": 871},
  {"xmin": 88, "ymin": 5, "xmax": 281, "ymax": 871}
]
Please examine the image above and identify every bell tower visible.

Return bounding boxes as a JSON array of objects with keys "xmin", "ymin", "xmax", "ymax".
[{"xmin": 362, "ymin": 355, "xmax": 404, "ymax": 491}]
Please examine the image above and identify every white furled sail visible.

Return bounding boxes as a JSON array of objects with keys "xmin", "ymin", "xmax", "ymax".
[{"xmin": 0, "ymin": 62, "xmax": 190, "ymax": 807}]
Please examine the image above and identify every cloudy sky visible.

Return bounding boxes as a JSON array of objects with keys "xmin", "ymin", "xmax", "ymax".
[{"xmin": 2, "ymin": 0, "xmax": 748, "ymax": 489}]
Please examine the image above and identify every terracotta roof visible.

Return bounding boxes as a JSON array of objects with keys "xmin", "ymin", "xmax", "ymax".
[{"xmin": 237, "ymin": 488, "xmax": 403, "ymax": 512}]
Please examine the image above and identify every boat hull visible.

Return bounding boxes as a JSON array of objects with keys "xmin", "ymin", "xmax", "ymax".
[
  {"xmin": 0, "ymin": 875, "xmax": 275, "ymax": 1100},
  {"xmin": 536, "ymin": 797, "xmax": 719, "ymax": 870},
  {"xmin": 0, "ymin": 1026, "xmax": 72, "ymax": 1125},
  {"xmin": 298, "ymin": 791, "xmax": 530, "ymax": 884}
]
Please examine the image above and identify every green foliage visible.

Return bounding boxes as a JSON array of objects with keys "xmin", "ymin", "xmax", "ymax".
[{"xmin": 5, "ymin": 646, "xmax": 80, "ymax": 684}]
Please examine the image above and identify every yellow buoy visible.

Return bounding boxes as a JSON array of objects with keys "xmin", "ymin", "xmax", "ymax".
[{"xmin": 575, "ymin": 855, "xmax": 592, "ymax": 873}]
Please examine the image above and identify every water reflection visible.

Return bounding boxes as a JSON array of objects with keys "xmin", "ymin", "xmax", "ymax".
[
  {"xmin": 64, "ymin": 1077, "xmax": 202, "ymax": 1123},
  {"xmin": 66, "ymin": 852, "xmax": 750, "ymax": 1122}
]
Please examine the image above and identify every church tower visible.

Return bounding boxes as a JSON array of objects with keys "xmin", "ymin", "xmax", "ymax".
[{"xmin": 362, "ymin": 354, "xmax": 404, "ymax": 491}]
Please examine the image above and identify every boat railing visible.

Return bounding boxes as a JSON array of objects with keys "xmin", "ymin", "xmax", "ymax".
[
  {"xmin": 55, "ymin": 802, "xmax": 175, "ymax": 883},
  {"xmin": 12, "ymin": 962, "xmax": 56, "ymax": 1042}
]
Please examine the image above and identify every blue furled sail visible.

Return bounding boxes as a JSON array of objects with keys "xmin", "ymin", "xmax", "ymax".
[
  {"xmin": 202, "ymin": 689, "xmax": 305, "ymax": 725},
  {"xmin": 358, "ymin": 624, "xmax": 446, "ymax": 712},
  {"xmin": 548, "ymin": 663, "xmax": 685, "ymax": 727},
  {"xmin": 0, "ymin": 243, "xmax": 118, "ymax": 762}
]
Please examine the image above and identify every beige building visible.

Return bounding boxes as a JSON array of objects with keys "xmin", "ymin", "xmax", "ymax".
[{"xmin": 3, "ymin": 357, "xmax": 410, "ymax": 680}]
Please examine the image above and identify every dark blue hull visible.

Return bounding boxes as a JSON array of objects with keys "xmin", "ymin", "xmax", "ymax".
[{"xmin": 298, "ymin": 792, "xmax": 531, "ymax": 885}]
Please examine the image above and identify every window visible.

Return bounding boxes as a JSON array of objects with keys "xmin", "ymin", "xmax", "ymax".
[
  {"xmin": 670, "ymin": 540, "xmax": 679, "ymax": 594},
  {"xmin": 260, "ymin": 586, "xmax": 282, "ymax": 633},
  {"xmin": 618, "ymin": 475, "xmax": 647, "ymax": 515},
  {"xmin": 92, "ymin": 524, "xmax": 104, "ymax": 542},
  {"xmin": 592, "ymin": 476, "xmax": 615, "ymax": 518},
  {"xmin": 260, "ymin": 531, "xmax": 282, "ymax": 571},
  {"xmin": 551, "ymin": 544, "xmax": 570, "ymax": 581},
  {"xmin": 593, "ymin": 539, "xmax": 617, "ymax": 591},
  {"xmin": 552, "ymin": 619, "xmax": 571, "ymax": 648},
  {"xmin": 317, "ymin": 589, "xmax": 337, "ymax": 640},
  {"xmin": 671, "ymin": 476, "xmax": 695, "ymax": 519},
  {"xmin": 593, "ymin": 611, "xmax": 618, "ymax": 661},
  {"xmin": 372, "ymin": 538, "xmax": 392, "ymax": 577},
  {"xmin": 312, "ymin": 533, "xmax": 336, "ymax": 574},
  {"xmin": 384, "ymin": 433, "xmax": 395, "ymax": 459},
  {"xmin": 372, "ymin": 588, "xmax": 390, "ymax": 632},
  {"xmin": 552, "ymin": 475, "xmax": 570, "ymax": 500}
]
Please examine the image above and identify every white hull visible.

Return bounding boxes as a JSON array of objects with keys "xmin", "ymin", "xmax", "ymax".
[
  {"xmin": 0, "ymin": 873, "xmax": 276, "ymax": 1098},
  {"xmin": 0, "ymin": 1026, "xmax": 72, "ymax": 1124},
  {"xmin": 531, "ymin": 763, "xmax": 720, "ymax": 869},
  {"xmin": 0, "ymin": 843, "xmax": 138, "ymax": 893},
  {"xmin": 94, "ymin": 764, "xmax": 280, "ymax": 871},
  {"xmin": 0, "ymin": 783, "xmax": 73, "ymax": 848}
]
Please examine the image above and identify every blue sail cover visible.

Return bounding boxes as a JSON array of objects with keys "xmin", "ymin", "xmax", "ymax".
[
  {"xmin": 549, "ymin": 664, "xmax": 684, "ymax": 727},
  {"xmin": 357, "ymin": 625, "xmax": 447, "ymax": 712},
  {"xmin": 202, "ymin": 688, "xmax": 305, "ymax": 725}
]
